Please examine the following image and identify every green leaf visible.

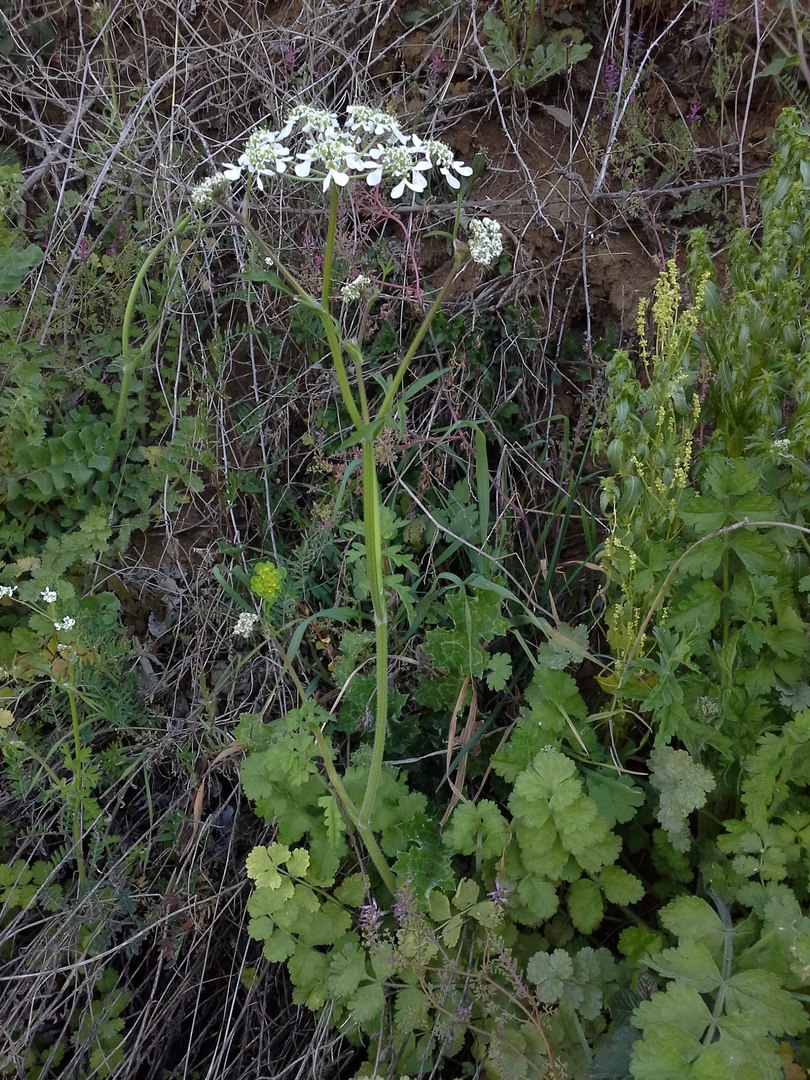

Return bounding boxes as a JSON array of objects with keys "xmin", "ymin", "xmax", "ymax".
[
  {"xmin": 659, "ymin": 896, "xmax": 725, "ymax": 949},
  {"xmin": 567, "ymin": 877, "xmax": 603, "ymax": 933},
  {"xmin": 261, "ymin": 927, "xmax": 296, "ymax": 962},
  {"xmin": 649, "ymin": 942, "xmax": 722, "ymax": 993},
  {"xmin": 245, "ymin": 844, "xmax": 290, "ymax": 889},
  {"xmin": 349, "ymin": 981, "xmax": 386, "ymax": 1028},
  {"xmin": 428, "ymin": 890, "xmax": 452, "ymax": 923},
  {"xmin": 599, "ymin": 865, "xmax": 644, "ymax": 906},
  {"xmin": 722, "ymin": 969, "xmax": 808, "ymax": 1036},
  {"xmin": 442, "ymin": 799, "xmax": 509, "ymax": 860},
  {"xmin": 327, "ymin": 940, "xmax": 369, "ymax": 1000},
  {"xmin": 486, "ymin": 651, "xmax": 512, "ymax": 691},
  {"xmin": 453, "ymin": 877, "xmax": 480, "ymax": 909},
  {"xmin": 394, "ymin": 983, "xmax": 431, "ymax": 1034},
  {"xmin": 317, "ymin": 795, "xmax": 346, "ymax": 849},
  {"xmin": 334, "ymin": 873, "xmax": 366, "ymax": 908},
  {"xmin": 286, "ymin": 847, "xmax": 311, "ymax": 878},
  {"xmin": 526, "ymin": 948, "xmax": 574, "ymax": 1004},
  {"xmin": 0, "ymin": 243, "xmax": 43, "ymax": 293}
]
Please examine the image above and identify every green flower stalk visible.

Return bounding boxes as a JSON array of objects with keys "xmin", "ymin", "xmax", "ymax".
[{"xmin": 177, "ymin": 104, "xmax": 503, "ymax": 890}]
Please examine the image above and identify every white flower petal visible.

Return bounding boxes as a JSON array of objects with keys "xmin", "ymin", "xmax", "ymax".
[
  {"xmin": 390, "ymin": 179, "xmax": 405, "ymax": 200},
  {"xmin": 366, "ymin": 166, "xmax": 383, "ymax": 186}
]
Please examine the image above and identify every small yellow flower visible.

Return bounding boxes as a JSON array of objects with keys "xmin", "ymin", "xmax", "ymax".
[{"xmin": 250, "ymin": 561, "xmax": 285, "ymax": 602}]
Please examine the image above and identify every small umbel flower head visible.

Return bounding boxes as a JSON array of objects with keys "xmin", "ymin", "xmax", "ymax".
[
  {"xmin": 233, "ymin": 611, "xmax": 260, "ymax": 639},
  {"xmin": 467, "ymin": 218, "xmax": 503, "ymax": 267},
  {"xmin": 189, "ymin": 171, "xmax": 231, "ymax": 208},
  {"xmin": 250, "ymin": 561, "xmax": 285, "ymax": 603},
  {"xmin": 223, "ymin": 128, "xmax": 292, "ymax": 190},
  {"xmin": 414, "ymin": 137, "xmax": 473, "ymax": 190},
  {"xmin": 287, "ymin": 105, "xmax": 339, "ymax": 137},
  {"xmin": 295, "ymin": 132, "xmax": 366, "ymax": 191},
  {"xmin": 341, "ymin": 273, "xmax": 373, "ymax": 302},
  {"xmin": 366, "ymin": 144, "xmax": 431, "ymax": 200},
  {"xmin": 345, "ymin": 105, "xmax": 405, "ymax": 142}
]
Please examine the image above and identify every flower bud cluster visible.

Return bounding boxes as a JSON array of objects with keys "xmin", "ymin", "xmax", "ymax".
[
  {"xmin": 217, "ymin": 103, "xmax": 474, "ymax": 198},
  {"xmin": 233, "ymin": 611, "xmax": 260, "ymax": 639},
  {"xmin": 340, "ymin": 274, "xmax": 373, "ymax": 302},
  {"xmin": 467, "ymin": 218, "xmax": 503, "ymax": 267},
  {"xmin": 189, "ymin": 171, "xmax": 232, "ymax": 207}
]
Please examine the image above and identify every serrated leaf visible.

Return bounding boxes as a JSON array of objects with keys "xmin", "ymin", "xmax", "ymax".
[
  {"xmin": 317, "ymin": 795, "xmax": 346, "ymax": 849},
  {"xmin": 442, "ymin": 799, "xmax": 509, "ymax": 860},
  {"xmin": 567, "ymin": 877, "xmax": 604, "ymax": 933},
  {"xmin": 723, "ymin": 969, "xmax": 808, "ymax": 1036},
  {"xmin": 486, "ymin": 651, "xmax": 512, "ymax": 691},
  {"xmin": 649, "ymin": 942, "xmax": 722, "ymax": 993},
  {"xmin": 659, "ymin": 895, "xmax": 725, "ymax": 948},
  {"xmin": 428, "ymin": 890, "xmax": 452, "ymax": 923},
  {"xmin": 526, "ymin": 948, "xmax": 574, "ymax": 1004},
  {"xmin": 327, "ymin": 940, "xmax": 369, "ymax": 999},
  {"xmin": 442, "ymin": 913, "xmax": 463, "ymax": 948},
  {"xmin": 334, "ymin": 873, "xmax": 367, "ymax": 908},
  {"xmin": 286, "ymin": 847, "xmax": 310, "ymax": 877},
  {"xmin": 349, "ymin": 981, "xmax": 385, "ymax": 1028},
  {"xmin": 453, "ymin": 877, "xmax": 480, "ymax": 909},
  {"xmin": 633, "ymin": 981, "xmax": 713, "ymax": 1039},
  {"xmin": 245, "ymin": 844, "xmax": 290, "ymax": 889},
  {"xmin": 394, "ymin": 983, "xmax": 431, "ymax": 1033},
  {"xmin": 600, "ymin": 865, "xmax": 644, "ymax": 905},
  {"xmin": 262, "ymin": 928, "xmax": 296, "ymax": 962}
]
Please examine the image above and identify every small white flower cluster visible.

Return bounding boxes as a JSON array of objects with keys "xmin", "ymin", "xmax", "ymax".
[
  {"xmin": 773, "ymin": 438, "xmax": 792, "ymax": 455},
  {"xmin": 233, "ymin": 611, "xmax": 260, "ymax": 639},
  {"xmin": 189, "ymin": 171, "xmax": 231, "ymax": 207},
  {"xmin": 54, "ymin": 616, "xmax": 75, "ymax": 632},
  {"xmin": 40, "ymin": 587, "xmax": 57, "ymax": 604},
  {"xmin": 221, "ymin": 105, "xmax": 473, "ymax": 198},
  {"xmin": 0, "ymin": 585, "xmax": 17, "ymax": 600},
  {"xmin": 341, "ymin": 274, "xmax": 373, "ymax": 302},
  {"xmin": 467, "ymin": 218, "xmax": 503, "ymax": 267}
]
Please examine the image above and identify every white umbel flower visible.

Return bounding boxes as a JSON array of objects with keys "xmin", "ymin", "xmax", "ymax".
[
  {"xmin": 413, "ymin": 137, "xmax": 473, "ymax": 190},
  {"xmin": 40, "ymin": 587, "xmax": 57, "ymax": 604},
  {"xmin": 341, "ymin": 274, "xmax": 373, "ymax": 302},
  {"xmin": 468, "ymin": 218, "xmax": 503, "ymax": 267},
  {"xmin": 189, "ymin": 171, "xmax": 231, "ymax": 207},
  {"xmin": 294, "ymin": 132, "xmax": 366, "ymax": 191},
  {"xmin": 287, "ymin": 105, "xmax": 339, "ymax": 137},
  {"xmin": 223, "ymin": 128, "xmax": 292, "ymax": 190},
  {"xmin": 365, "ymin": 144, "xmax": 431, "ymax": 200},
  {"xmin": 54, "ymin": 616, "xmax": 76, "ymax": 632},
  {"xmin": 0, "ymin": 585, "xmax": 17, "ymax": 599},
  {"xmin": 233, "ymin": 612, "xmax": 260, "ymax": 639},
  {"xmin": 345, "ymin": 105, "xmax": 405, "ymax": 142}
]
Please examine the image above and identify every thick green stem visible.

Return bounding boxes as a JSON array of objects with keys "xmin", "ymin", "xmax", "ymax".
[
  {"xmin": 357, "ymin": 252, "xmax": 468, "ymax": 828},
  {"xmin": 359, "ymin": 438, "xmax": 389, "ymax": 827},
  {"xmin": 271, "ymin": 632, "xmax": 395, "ymax": 893},
  {"xmin": 309, "ymin": 720, "xmax": 396, "ymax": 894}
]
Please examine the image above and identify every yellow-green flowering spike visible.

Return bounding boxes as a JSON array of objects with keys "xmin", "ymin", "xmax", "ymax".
[{"xmin": 250, "ymin": 561, "xmax": 285, "ymax": 602}]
